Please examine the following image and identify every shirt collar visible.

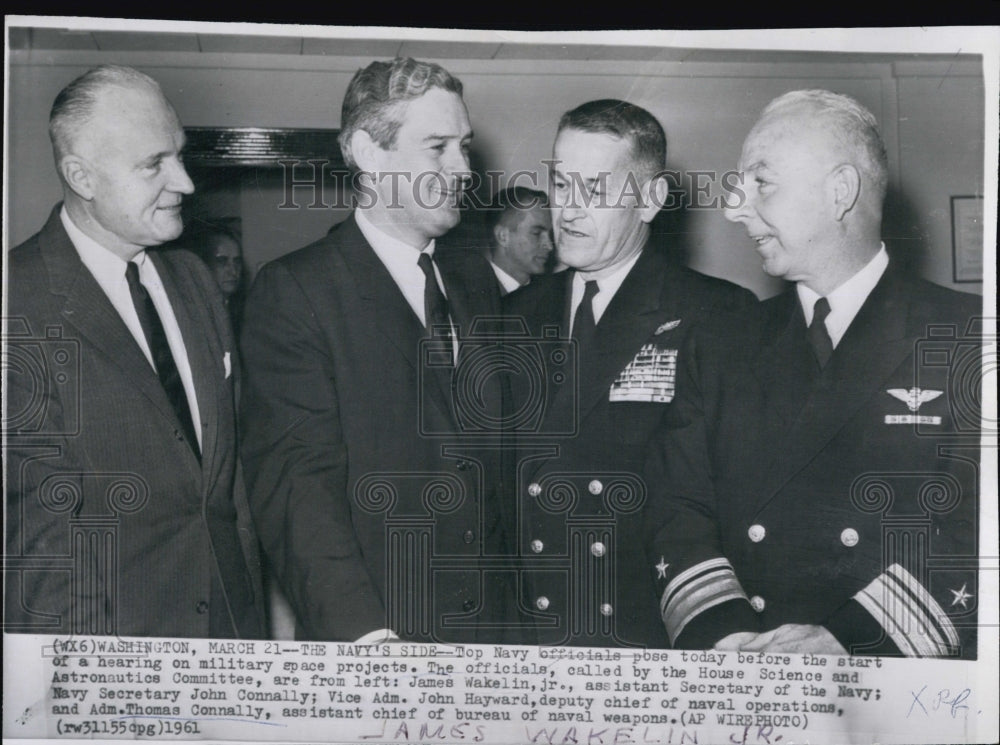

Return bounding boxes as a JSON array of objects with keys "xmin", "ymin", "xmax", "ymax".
[
  {"xmin": 60, "ymin": 205, "xmax": 146, "ymax": 281},
  {"xmin": 797, "ymin": 244, "xmax": 889, "ymax": 346},
  {"xmin": 572, "ymin": 250, "xmax": 642, "ymax": 304},
  {"xmin": 355, "ymin": 208, "xmax": 435, "ymax": 261},
  {"xmin": 490, "ymin": 260, "xmax": 524, "ymax": 294}
]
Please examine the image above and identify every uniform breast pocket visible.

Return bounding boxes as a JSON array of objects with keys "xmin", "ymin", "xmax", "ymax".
[
  {"xmin": 609, "ymin": 343, "xmax": 678, "ymax": 405},
  {"xmin": 608, "ymin": 401, "xmax": 669, "ymax": 445}
]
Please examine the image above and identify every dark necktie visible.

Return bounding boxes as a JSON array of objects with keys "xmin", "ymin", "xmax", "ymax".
[
  {"xmin": 417, "ymin": 252, "xmax": 454, "ymax": 363},
  {"xmin": 572, "ymin": 279, "xmax": 600, "ymax": 352},
  {"xmin": 807, "ymin": 296, "xmax": 834, "ymax": 369},
  {"xmin": 125, "ymin": 260, "xmax": 200, "ymax": 457}
]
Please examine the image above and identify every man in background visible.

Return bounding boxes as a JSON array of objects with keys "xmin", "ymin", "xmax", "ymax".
[
  {"xmin": 241, "ymin": 57, "xmax": 518, "ymax": 643},
  {"xmin": 506, "ymin": 99, "xmax": 756, "ymax": 646},
  {"xmin": 5, "ymin": 65, "xmax": 264, "ymax": 638},
  {"xmin": 646, "ymin": 90, "xmax": 980, "ymax": 658},
  {"xmin": 483, "ymin": 185, "xmax": 553, "ymax": 294},
  {"xmin": 180, "ymin": 222, "xmax": 246, "ymax": 336}
]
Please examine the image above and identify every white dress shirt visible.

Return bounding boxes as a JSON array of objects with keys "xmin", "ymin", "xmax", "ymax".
[
  {"xmin": 797, "ymin": 245, "xmax": 889, "ymax": 349},
  {"xmin": 569, "ymin": 251, "xmax": 643, "ymax": 334},
  {"xmin": 356, "ymin": 209, "xmax": 457, "ymax": 361},
  {"xmin": 61, "ymin": 207, "xmax": 202, "ymax": 451},
  {"xmin": 489, "ymin": 260, "xmax": 524, "ymax": 295}
]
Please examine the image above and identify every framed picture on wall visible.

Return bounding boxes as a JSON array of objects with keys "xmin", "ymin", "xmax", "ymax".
[{"xmin": 951, "ymin": 195, "xmax": 984, "ymax": 283}]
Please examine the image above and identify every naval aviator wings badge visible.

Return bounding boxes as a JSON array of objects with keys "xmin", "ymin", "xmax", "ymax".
[
  {"xmin": 609, "ymin": 343, "xmax": 678, "ymax": 403},
  {"xmin": 884, "ymin": 387, "xmax": 943, "ymax": 425},
  {"xmin": 654, "ymin": 319, "xmax": 682, "ymax": 335}
]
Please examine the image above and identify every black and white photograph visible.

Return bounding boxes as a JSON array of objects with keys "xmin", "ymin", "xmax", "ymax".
[{"xmin": 3, "ymin": 17, "xmax": 997, "ymax": 745}]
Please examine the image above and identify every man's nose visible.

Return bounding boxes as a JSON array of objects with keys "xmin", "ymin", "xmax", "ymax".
[
  {"xmin": 558, "ymin": 198, "xmax": 584, "ymax": 222},
  {"xmin": 443, "ymin": 144, "xmax": 471, "ymax": 179},
  {"xmin": 723, "ymin": 179, "xmax": 752, "ymax": 223},
  {"xmin": 169, "ymin": 159, "xmax": 195, "ymax": 195}
]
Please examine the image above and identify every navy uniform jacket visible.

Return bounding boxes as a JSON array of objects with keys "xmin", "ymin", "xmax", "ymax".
[
  {"xmin": 5, "ymin": 206, "xmax": 265, "ymax": 638},
  {"xmin": 240, "ymin": 214, "xmax": 518, "ymax": 643},
  {"xmin": 646, "ymin": 266, "xmax": 981, "ymax": 658},
  {"xmin": 504, "ymin": 245, "xmax": 757, "ymax": 647}
]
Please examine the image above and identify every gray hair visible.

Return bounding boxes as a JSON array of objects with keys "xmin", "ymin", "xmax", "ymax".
[
  {"xmin": 338, "ymin": 57, "xmax": 464, "ymax": 170},
  {"xmin": 557, "ymin": 98, "xmax": 667, "ymax": 181},
  {"xmin": 760, "ymin": 89, "xmax": 889, "ymax": 203},
  {"xmin": 49, "ymin": 64, "xmax": 163, "ymax": 162}
]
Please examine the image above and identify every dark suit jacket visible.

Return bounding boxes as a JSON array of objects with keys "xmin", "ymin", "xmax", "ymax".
[
  {"xmin": 5, "ymin": 206, "xmax": 265, "ymax": 638},
  {"xmin": 646, "ymin": 266, "xmax": 981, "ymax": 658},
  {"xmin": 240, "ymin": 214, "xmax": 517, "ymax": 643},
  {"xmin": 504, "ymin": 245, "xmax": 757, "ymax": 647}
]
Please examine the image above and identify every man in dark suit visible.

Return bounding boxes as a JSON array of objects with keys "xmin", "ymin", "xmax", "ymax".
[
  {"xmin": 483, "ymin": 186, "xmax": 553, "ymax": 295},
  {"xmin": 241, "ymin": 58, "xmax": 515, "ymax": 643},
  {"xmin": 5, "ymin": 65, "xmax": 264, "ymax": 638},
  {"xmin": 505, "ymin": 99, "xmax": 756, "ymax": 647},
  {"xmin": 647, "ymin": 89, "xmax": 980, "ymax": 658}
]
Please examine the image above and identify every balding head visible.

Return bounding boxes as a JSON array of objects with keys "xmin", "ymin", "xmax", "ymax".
[
  {"xmin": 49, "ymin": 64, "xmax": 165, "ymax": 165},
  {"xmin": 724, "ymin": 89, "xmax": 888, "ymax": 294},
  {"xmin": 50, "ymin": 65, "xmax": 194, "ymax": 259},
  {"xmin": 754, "ymin": 89, "xmax": 889, "ymax": 210}
]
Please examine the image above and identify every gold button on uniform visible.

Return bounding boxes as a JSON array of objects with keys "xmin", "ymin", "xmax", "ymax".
[
  {"xmin": 840, "ymin": 528, "xmax": 859, "ymax": 547},
  {"xmin": 530, "ymin": 539, "xmax": 544, "ymax": 553},
  {"xmin": 535, "ymin": 596, "xmax": 550, "ymax": 611},
  {"xmin": 748, "ymin": 524, "xmax": 766, "ymax": 543},
  {"xmin": 750, "ymin": 595, "xmax": 766, "ymax": 612},
  {"xmin": 528, "ymin": 483, "xmax": 542, "ymax": 498},
  {"xmin": 588, "ymin": 479, "xmax": 603, "ymax": 495},
  {"xmin": 590, "ymin": 542, "xmax": 606, "ymax": 557},
  {"xmin": 600, "ymin": 603, "xmax": 613, "ymax": 616}
]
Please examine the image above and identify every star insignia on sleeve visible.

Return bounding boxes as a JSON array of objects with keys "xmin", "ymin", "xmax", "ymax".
[
  {"xmin": 655, "ymin": 557, "xmax": 669, "ymax": 579},
  {"xmin": 949, "ymin": 583, "xmax": 973, "ymax": 609}
]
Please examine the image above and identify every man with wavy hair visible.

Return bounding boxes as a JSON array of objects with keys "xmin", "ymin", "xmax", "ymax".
[{"xmin": 241, "ymin": 58, "xmax": 515, "ymax": 643}]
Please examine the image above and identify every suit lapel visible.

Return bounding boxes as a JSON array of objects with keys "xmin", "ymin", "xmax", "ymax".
[
  {"xmin": 38, "ymin": 210, "xmax": 190, "ymax": 439},
  {"xmin": 753, "ymin": 271, "xmax": 913, "ymax": 511},
  {"xmin": 339, "ymin": 216, "xmax": 456, "ymax": 425},
  {"xmin": 437, "ymin": 251, "xmax": 500, "ymax": 336},
  {"xmin": 149, "ymin": 251, "xmax": 218, "ymax": 484}
]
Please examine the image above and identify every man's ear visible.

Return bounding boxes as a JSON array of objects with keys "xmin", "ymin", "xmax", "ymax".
[
  {"xmin": 348, "ymin": 129, "xmax": 381, "ymax": 174},
  {"xmin": 639, "ymin": 174, "xmax": 668, "ymax": 224},
  {"xmin": 493, "ymin": 223, "xmax": 509, "ymax": 248},
  {"xmin": 830, "ymin": 163, "xmax": 861, "ymax": 221},
  {"xmin": 60, "ymin": 156, "xmax": 95, "ymax": 201}
]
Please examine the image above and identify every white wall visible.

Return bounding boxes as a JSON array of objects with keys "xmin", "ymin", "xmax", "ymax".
[{"xmin": 6, "ymin": 51, "xmax": 986, "ymax": 298}]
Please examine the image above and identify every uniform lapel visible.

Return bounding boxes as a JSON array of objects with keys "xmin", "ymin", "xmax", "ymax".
[
  {"xmin": 572, "ymin": 249, "xmax": 678, "ymax": 423},
  {"xmin": 753, "ymin": 270, "xmax": 913, "ymax": 511},
  {"xmin": 749, "ymin": 292, "xmax": 820, "ymax": 428},
  {"xmin": 522, "ymin": 250, "xmax": 676, "ymax": 487}
]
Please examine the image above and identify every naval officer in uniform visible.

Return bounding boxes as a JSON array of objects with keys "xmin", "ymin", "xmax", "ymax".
[
  {"xmin": 646, "ymin": 89, "xmax": 981, "ymax": 657},
  {"xmin": 505, "ymin": 99, "xmax": 755, "ymax": 647}
]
